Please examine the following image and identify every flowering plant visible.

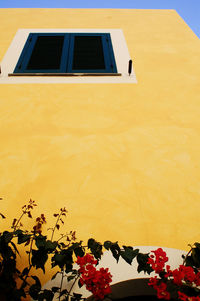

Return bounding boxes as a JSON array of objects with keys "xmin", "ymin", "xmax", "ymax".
[
  {"xmin": 0, "ymin": 200, "xmax": 146, "ymax": 301},
  {"xmin": 77, "ymin": 253, "xmax": 112, "ymax": 300},
  {"xmin": 0, "ymin": 199, "xmax": 200, "ymax": 301},
  {"xmin": 148, "ymin": 247, "xmax": 200, "ymax": 301}
]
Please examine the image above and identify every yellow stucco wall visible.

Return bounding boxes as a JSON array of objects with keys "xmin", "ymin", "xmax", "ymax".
[{"xmin": 0, "ymin": 9, "xmax": 200, "ymax": 255}]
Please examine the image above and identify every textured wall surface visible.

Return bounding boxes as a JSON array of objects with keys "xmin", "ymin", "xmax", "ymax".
[{"xmin": 0, "ymin": 9, "xmax": 200, "ymax": 259}]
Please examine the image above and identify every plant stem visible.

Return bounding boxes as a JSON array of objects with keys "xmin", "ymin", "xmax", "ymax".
[
  {"xmin": 183, "ymin": 247, "xmax": 193, "ymax": 264},
  {"xmin": 20, "ymin": 264, "xmax": 33, "ymax": 291},
  {"xmin": 28, "ymin": 236, "xmax": 34, "ymax": 267},
  {"xmin": 67, "ymin": 274, "xmax": 80, "ymax": 298},
  {"xmin": 13, "ymin": 211, "xmax": 25, "ymax": 230},
  {"xmin": 51, "ymin": 212, "xmax": 62, "ymax": 241},
  {"xmin": 59, "ymin": 269, "xmax": 65, "ymax": 301}
]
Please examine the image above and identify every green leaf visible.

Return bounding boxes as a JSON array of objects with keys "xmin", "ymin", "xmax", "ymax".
[
  {"xmin": 136, "ymin": 253, "xmax": 153, "ymax": 275},
  {"xmin": 74, "ymin": 246, "xmax": 85, "ymax": 258},
  {"xmin": 52, "ymin": 253, "xmax": 66, "ymax": 269},
  {"xmin": 14, "ymin": 229, "xmax": 23, "ymax": 235},
  {"xmin": 104, "ymin": 241, "xmax": 112, "ymax": 250},
  {"xmin": 194, "ymin": 242, "xmax": 200, "ymax": 250},
  {"xmin": 31, "ymin": 275, "xmax": 42, "ymax": 288},
  {"xmin": 67, "ymin": 275, "xmax": 76, "ymax": 281},
  {"xmin": 45, "ymin": 240, "xmax": 57, "ymax": 252},
  {"xmin": 87, "ymin": 238, "xmax": 103, "ymax": 260},
  {"xmin": 110, "ymin": 242, "xmax": 121, "ymax": 262},
  {"xmin": 58, "ymin": 242, "xmax": 67, "ymax": 249},
  {"xmin": 73, "ymin": 292, "xmax": 82, "ymax": 300},
  {"xmin": 22, "ymin": 267, "xmax": 29, "ymax": 276},
  {"xmin": 38, "ymin": 289, "xmax": 54, "ymax": 301},
  {"xmin": 51, "ymin": 286, "xmax": 59, "ymax": 293},
  {"xmin": 31, "ymin": 249, "xmax": 48, "ymax": 273},
  {"xmin": 17, "ymin": 233, "xmax": 31, "ymax": 244},
  {"xmin": 78, "ymin": 279, "xmax": 83, "ymax": 288},
  {"xmin": 3, "ymin": 231, "xmax": 13, "ymax": 243},
  {"xmin": 29, "ymin": 283, "xmax": 41, "ymax": 300},
  {"xmin": 52, "ymin": 250, "xmax": 73, "ymax": 271},
  {"xmin": 59, "ymin": 289, "xmax": 68, "ymax": 297},
  {"xmin": 192, "ymin": 248, "xmax": 200, "ymax": 267},
  {"xmin": 185, "ymin": 255, "xmax": 195, "ymax": 267},
  {"xmin": 120, "ymin": 247, "xmax": 139, "ymax": 265},
  {"xmin": 65, "ymin": 262, "xmax": 73, "ymax": 273},
  {"xmin": 35, "ymin": 235, "xmax": 47, "ymax": 249},
  {"xmin": 10, "ymin": 241, "xmax": 19, "ymax": 255},
  {"xmin": 88, "ymin": 238, "xmax": 95, "ymax": 248},
  {"xmin": 71, "ymin": 269, "xmax": 78, "ymax": 275}
]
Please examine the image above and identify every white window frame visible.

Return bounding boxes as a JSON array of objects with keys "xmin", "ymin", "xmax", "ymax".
[{"xmin": 0, "ymin": 29, "xmax": 137, "ymax": 84}]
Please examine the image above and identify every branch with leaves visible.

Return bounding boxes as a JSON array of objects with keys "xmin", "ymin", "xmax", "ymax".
[{"xmin": 0, "ymin": 199, "xmax": 200, "ymax": 301}]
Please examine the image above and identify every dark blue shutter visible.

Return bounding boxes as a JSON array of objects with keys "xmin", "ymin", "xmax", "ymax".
[
  {"xmin": 67, "ymin": 33, "xmax": 117, "ymax": 73},
  {"xmin": 14, "ymin": 33, "xmax": 70, "ymax": 73},
  {"xmin": 14, "ymin": 32, "xmax": 117, "ymax": 74}
]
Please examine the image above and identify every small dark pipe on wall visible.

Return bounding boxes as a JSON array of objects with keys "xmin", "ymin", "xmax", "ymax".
[{"xmin": 128, "ymin": 59, "xmax": 132, "ymax": 76}]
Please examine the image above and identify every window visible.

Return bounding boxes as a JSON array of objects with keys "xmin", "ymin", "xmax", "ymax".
[
  {"xmin": 14, "ymin": 33, "xmax": 117, "ymax": 75},
  {"xmin": 0, "ymin": 29, "xmax": 137, "ymax": 83}
]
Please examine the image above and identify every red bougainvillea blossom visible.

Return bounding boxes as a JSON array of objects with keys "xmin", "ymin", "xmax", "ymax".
[
  {"xmin": 178, "ymin": 291, "xmax": 200, "ymax": 301},
  {"xmin": 77, "ymin": 254, "xmax": 112, "ymax": 300},
  {"xmin": 171, "ymin": 265, "xmax": 198, "ymax": 285},
  {"xmin": 147, "ymin": 248, "xmax": 169, "ymax": 273},
  {"xmin": 148, "ymin": 248, "xmax": 200, "ymax": 301},
  {"xmin": 149, "ymin": 276, "xmax": 170, "ymax": 300}
]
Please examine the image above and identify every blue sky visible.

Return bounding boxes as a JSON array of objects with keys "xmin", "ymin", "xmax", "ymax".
[{"xmin": 1, "ymin": 0, "xmax": 199, "ymax": 38}]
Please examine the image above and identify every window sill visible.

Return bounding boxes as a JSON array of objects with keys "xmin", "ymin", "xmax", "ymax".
[{"xmin": 8, "ymin": 72, "xmax": 122, "ymax": 77}]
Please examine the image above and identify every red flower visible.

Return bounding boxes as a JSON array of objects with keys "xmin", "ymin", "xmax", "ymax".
[
  {"xmin": 76, "ymin": 254, "xmax": 112, "ymax": 300},
  {"xmin": 172, "ymin": 268, "xmax": 184, "ymax": 286},
  {"xmin": 148, "ymin": 249, "xmax": 200, "ymax": 301},
  {"xmin": 165, "ymin": 265, "xmax": 172, "ymax": 278},
  {"xmin": 178, "ymin": 291, "xmax": 188, "ymax": 301},
  {"xmin": 180, "ymin": 265, "xmax": 196, "ymax": 283},
  {"xmin": 156, "ymin": 283, "xmax": 171, "ymax": 300},
  {"xmin": 148, "ymin": 276, "xmax": 159, "ymax": 288},
  {"xmin": 172, "ymin": 265, "xmax": 196, "ymax": 286},
  {"xmin": 148, "ymin": 248, "xmax": 168, "ymax": 273},
  {"xmin": 178, "ymin": 291, "xmax": 200, "ymax": 301},
  {"xmin": 149, "ymin": 277, "xmax": 170, "ymax": 300},
  {"xmin": 77, "ymin": 253, "xmax": 97, "ymax": 266}
]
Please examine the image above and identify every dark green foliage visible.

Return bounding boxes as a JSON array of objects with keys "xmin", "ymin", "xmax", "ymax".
[
  {"xmin": 103, "ymin": 240, "xmax": 112, "ymax": 250},
  {"xmin": 120, "ymin": 246, "xmax": 139, "ymax": 265},
  {"xmin": 35, "ymin": 235, "xmax": 47, "ymax": 248},
  {"xmin": 104, "ymin": 240, "xmax": 123, "ymax": 262},
  {"xmin": 2, "ymin": 199, "xmax": 199, "ymax": 301},
  {"xmin": 51, "ymin": 286, "xmax": 59, "ymax": 293},
  {"xmin": 109, "ymin": 242, "xmax": 121, "ymax": 262},
  {"xmin": 88, "ymin": 238, "xmax": 103, "ymax": 260},
  {"xmin": 37, "ymin": 289, "xmax": 54, "ymax": 301},
  {"xmin": 184, "ymin": 243, "xmax": 200, "ymax": 269},
  {"xmin": 136, "ymin": 253, "xmax": 153, "ymax": 274},
  {"xmin": 0, "ymin": 230, "xmax": 20, "ymax": 300},
  {"xmin": 17, "ymin": 233, "xmax": 31, "ymax": 244},
  {"xmin": 31, "ymin": 249, "xmax": 48, "ymax": 273},
  {"xmin": 51, "ymin": 249, "xmax": 73, "ymax": 272},
  {"xmin": 29, "ymin": 276, "xmax": 41, "ymax": 299},
  {"xmin": 72, "ymin": 292, "xmax": 83, "ymax": 300},
  {"xmin": 72, "ymin": 242, "xmax": 85, "ymax": 258}
]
